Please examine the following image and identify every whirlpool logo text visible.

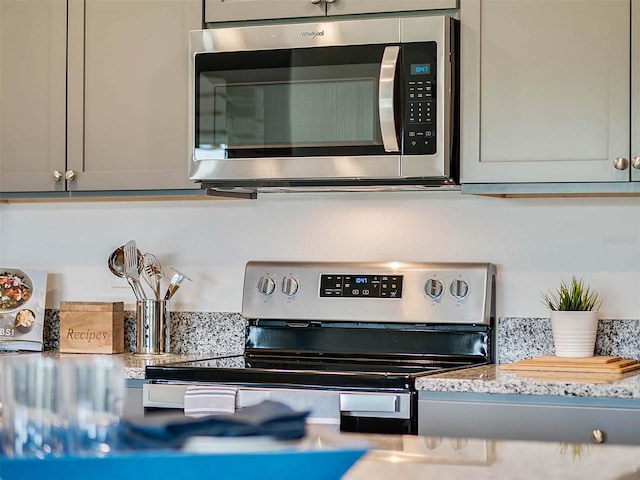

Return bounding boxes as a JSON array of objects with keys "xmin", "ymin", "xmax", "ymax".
[{"xmin": 301, "ymin": 30, "xmax": 325, "ymax": 38}]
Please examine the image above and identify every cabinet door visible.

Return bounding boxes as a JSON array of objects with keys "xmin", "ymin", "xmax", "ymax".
[
  {"xmin": 67, "ymin": 0, "xmax": 201, "ymax": 191},
  {"xmin": 0, "ymin": 0, "xmax": 66, "ymax": 193},
  {"xmin": 632, "ymin": 0, "xmax": 640, "ymax": 181},
  {"xmin": 204, "ymin": 0, "xmax": 324, "ymax": 23},
  {"xmin": 419, "ymin": 395, "xmax": 640, "ymax": 445},
  {"xmin": 327, "ymin": 0, "xmax": 456, "ymax": 16},
  {"xmin": 461, "ymin": 0, "xmax": 631, "ymax": 184}
]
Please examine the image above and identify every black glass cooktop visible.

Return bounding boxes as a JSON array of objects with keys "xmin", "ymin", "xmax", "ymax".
[
  {"xmin": 147, "ymin": 320, "xmax": 494, "ymax": 390},
  {"xmin": 145, "ymin": 354, "xmax": 480, "ymax": 390}
]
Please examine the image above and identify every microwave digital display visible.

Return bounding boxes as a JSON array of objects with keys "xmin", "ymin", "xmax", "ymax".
[{"xmin": 411, "ymin": 64, "xmax": 431, "ymax": 75}]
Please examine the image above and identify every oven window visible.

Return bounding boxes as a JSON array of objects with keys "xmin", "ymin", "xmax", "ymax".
[{"xmin": 195, "ymin": 45, "xmax": 391, "ymax": 159}]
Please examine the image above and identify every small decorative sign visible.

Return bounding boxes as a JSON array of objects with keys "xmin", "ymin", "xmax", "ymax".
[
  {"xmin": 59, "ymin": 302, "xmax": 124, "ymax": 354},
  {"xmin": 0, "ymin": 268, "xmax": 48, "ymax": 351}
]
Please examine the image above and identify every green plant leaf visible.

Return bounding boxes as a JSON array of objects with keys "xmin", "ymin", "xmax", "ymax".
[{"xmin": 541, "ymin": 276, "xmax": 601, "ymax": 311}]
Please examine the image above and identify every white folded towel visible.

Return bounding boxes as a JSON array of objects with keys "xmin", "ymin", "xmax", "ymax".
[{"xmin": 183, "ymin": 385, "xmax": 238, "ymax": 418}]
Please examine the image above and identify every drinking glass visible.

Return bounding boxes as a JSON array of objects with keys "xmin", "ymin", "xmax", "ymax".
[
  {"xmin": 69, "ymin": 355, "xmax": 125, "ymax": 456},
  {"xmin": 1, "ymin": 355, "xmax": 73, "ymax": 458}
]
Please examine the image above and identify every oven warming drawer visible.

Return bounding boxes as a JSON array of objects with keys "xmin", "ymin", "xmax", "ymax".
[{"xmin": 143, "ymin": 383, "xmax": 411, "ymax": 427}]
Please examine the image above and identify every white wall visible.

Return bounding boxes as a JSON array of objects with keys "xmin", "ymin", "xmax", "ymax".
[{"xmin": 0, "ymin": 191, "xmax": 639, "ymax": 318}]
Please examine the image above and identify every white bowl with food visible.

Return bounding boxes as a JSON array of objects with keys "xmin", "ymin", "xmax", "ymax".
[
  {"xmin": 14, "ymin": 308, "xmax": 36, "ymax": 333},
  {"xmin": 0, "ymin": 269, "xmax": 34, "ymax": 313}
]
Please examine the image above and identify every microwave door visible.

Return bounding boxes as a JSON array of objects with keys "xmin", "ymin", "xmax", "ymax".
[
  {"xmin": 378, "ymin": 46, "xmax": 400, "ymax": 153},
  {"xmin": 191, "ymin": 43, "xmax": 402, "ymax": 183}
]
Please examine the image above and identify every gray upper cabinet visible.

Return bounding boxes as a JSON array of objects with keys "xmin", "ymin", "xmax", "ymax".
[
  {"xmin": 204, "ymin": 0, "xmax": 457, "ymax": 23},
  {"xmin": 460, "ymin": 0, "xmax": 639, "ymax": 192},
  {"xmin": 0, "ymin": 0, "xmax": 67, "ymax": 193},
  {"xmin": 1, "ymin": 0, "xmax": 201, "ymax": 195},
  {"xmin": 67, "ymin": 0, "xmax": 200, "ymax": 192}
]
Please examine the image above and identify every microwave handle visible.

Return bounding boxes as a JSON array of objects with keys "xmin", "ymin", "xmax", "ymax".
[{"xmin": 379, "ymin": 46, "xmax": 400, "ymax": 153}]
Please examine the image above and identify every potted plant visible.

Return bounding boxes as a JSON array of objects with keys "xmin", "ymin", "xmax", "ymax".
[{"xmin": 541, "ymin": 276, "xmax": 602, "ymax": 358}]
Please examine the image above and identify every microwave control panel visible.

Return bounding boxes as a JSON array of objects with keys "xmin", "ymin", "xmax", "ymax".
[{"xmin": 402, "ymin": 42, "xmax": 437, "ymax": 155}]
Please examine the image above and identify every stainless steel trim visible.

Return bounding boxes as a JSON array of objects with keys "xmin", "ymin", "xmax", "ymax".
[
  {"xmin": 142, "ymin": 382, "xmax": 411, "ymax": 424},
  {"xmin": 191, "ymin": 155, "xmax": 401, "ymax": 181},
  {"xmin": 143, "ymin": 383, "xmax": 271, "ymax": 409},
  {"xmin": 379, "ymin": 46, "xmax": 400, "ymax": 153},
  {"xmin": 144, "ymin": 383, "xmax": 408, "ymax": 420},
  {"xmin": 190, "ymin": 18, "xmax": 401, "ymax": 53},
  {"xmin": 400, "ymin": 15, "xmax": 453, "ymax": 178}
]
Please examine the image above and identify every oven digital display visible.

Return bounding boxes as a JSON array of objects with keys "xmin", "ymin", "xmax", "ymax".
[{"xmin": 320, "ymin": 274, "xmax": 403, "ymax": 298}]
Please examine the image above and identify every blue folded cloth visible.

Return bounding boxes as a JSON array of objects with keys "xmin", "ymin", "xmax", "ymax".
[{"xmin": 117, "ymin": 400, "xmax": 309, "ymax": 451}]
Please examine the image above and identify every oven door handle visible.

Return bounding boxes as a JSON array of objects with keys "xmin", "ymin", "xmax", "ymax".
[
  {"xmin": 378, "ymin": 46, "xmax": 400, "ymax": 153},
  {"xmin": 340, "ymin": 393, "xmax": 400, "ymax": 413}
]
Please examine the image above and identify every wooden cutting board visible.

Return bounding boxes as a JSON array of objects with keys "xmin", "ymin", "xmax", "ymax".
[
  {"xmin": 498, "ymin": 370, "xmax": 640, "ymax": 384},
  {"xmin": 500, "ymin": 355, "xmax": 640, "ymax": 374}
]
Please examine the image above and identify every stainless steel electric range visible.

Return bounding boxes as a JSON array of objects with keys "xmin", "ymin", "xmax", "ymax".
[{"xmin": 145, "ymin": 261, "xmax": 496, "ymax": 434}]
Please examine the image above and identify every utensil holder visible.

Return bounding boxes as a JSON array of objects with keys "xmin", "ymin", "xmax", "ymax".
[{"xmin": 135, "ymin": 300, "xmax": 168, "ymax": 354}]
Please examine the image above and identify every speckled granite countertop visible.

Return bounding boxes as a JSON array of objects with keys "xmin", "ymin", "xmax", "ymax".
[
  {"xmin": 415, "ymin": 364, "xmax": 640, "ymax": 399},
  {"xmin": 105, "ymin": 353, "xmax": 210, "ymax": 380},
  {"xmin": 64, "ymin": 352, "xmax": 210, "ymax": 380},
  {"xmin": 20, "ymin": 350, "xmax": 211, "ymax": 380}
]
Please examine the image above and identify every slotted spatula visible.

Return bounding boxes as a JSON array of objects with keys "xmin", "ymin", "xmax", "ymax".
[
  {"xmin": 141, "ymin": 252, "xmax": 164, "ymax": 300},
  {"xmin": 124, "ymin": 240, "xmax": 146, "ymax": 300}
]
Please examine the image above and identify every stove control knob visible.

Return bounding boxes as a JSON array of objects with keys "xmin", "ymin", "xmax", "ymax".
[
  {"xmin": 450, "ymin": 279, "xmax": 469, "ymax": 300},
  {"xmin": 281, "ymin": 276, "xmax": 300, "ymax": 298},
  {"xmin": 424, "ymin": 278, "xmax": 443, "ymax": 299},
  {"xmin": 257, "ymin": 276, "xmax": 276, "ymax": 296}
]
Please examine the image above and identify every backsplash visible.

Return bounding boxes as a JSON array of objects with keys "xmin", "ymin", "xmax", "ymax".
[
  {"xmin": 497, "ymin": 317, "xmax": 640, "ymax": 363},
  {"xmin": 42, "ymin": 311, "xmax": 640, "ymax": 362},
  {"xmin": 43, "ymin": 310, "xmax": 247, "ymax": 356}
]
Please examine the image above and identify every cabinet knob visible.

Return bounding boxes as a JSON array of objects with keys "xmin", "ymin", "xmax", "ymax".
[
  {"xmin": 590, "ymin": 429, "xmax": 606, "ymax": 444},
  {"xmin": 613, "ymin": 157, "xmax": 629, "ymax": 170},
  {"xmin": 51, "ymin": 170, "xmax": 63, "ymax": 182},
  {"xmin": 64, "ymin": 170, "xmax": 77, "ymax": 181},
  {"xmin": 310, "ymin": 0, "xmax": 322, "ymax": 4},
  {"xmin": 632, "ymin": 156, "xmax": 640, "ymax": 170},
  {"xmin": 325, "ymin": 0, "xmax": 335, "ymax": 3}
]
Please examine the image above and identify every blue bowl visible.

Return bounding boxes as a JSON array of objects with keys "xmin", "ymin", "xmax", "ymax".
[{"xmin": 0, "ymin": 447, "xmax": 368, "ymax": 480}]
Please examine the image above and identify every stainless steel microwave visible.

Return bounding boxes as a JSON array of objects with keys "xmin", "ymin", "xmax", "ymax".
[{"xmin": 189, "ymin": 15, "xmax": 458, "ymax": 194}]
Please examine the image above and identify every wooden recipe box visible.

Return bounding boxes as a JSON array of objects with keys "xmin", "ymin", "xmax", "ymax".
[{"xmin": 59, "ymin": 302, "xmax": 124, "ymax": 354}]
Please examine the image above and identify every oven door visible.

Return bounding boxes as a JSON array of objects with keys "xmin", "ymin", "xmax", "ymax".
[
  {"xmin": 188, "ymin": 16, "xmax": 454, "ymax": 186},
  {"xmin": 143, "ymin": 382, "xmax": 415, "ymax": 434}
]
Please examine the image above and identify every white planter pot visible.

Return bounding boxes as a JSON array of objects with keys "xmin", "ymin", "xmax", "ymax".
[{"xmin": 550, "ymin": 311, "xmax": 599, "ymax": 358}]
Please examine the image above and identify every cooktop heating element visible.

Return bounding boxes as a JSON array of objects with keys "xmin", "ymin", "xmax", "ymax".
[{"xmin": 146, "ymin": 261, "xmax": 497, "ymax": 434}]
